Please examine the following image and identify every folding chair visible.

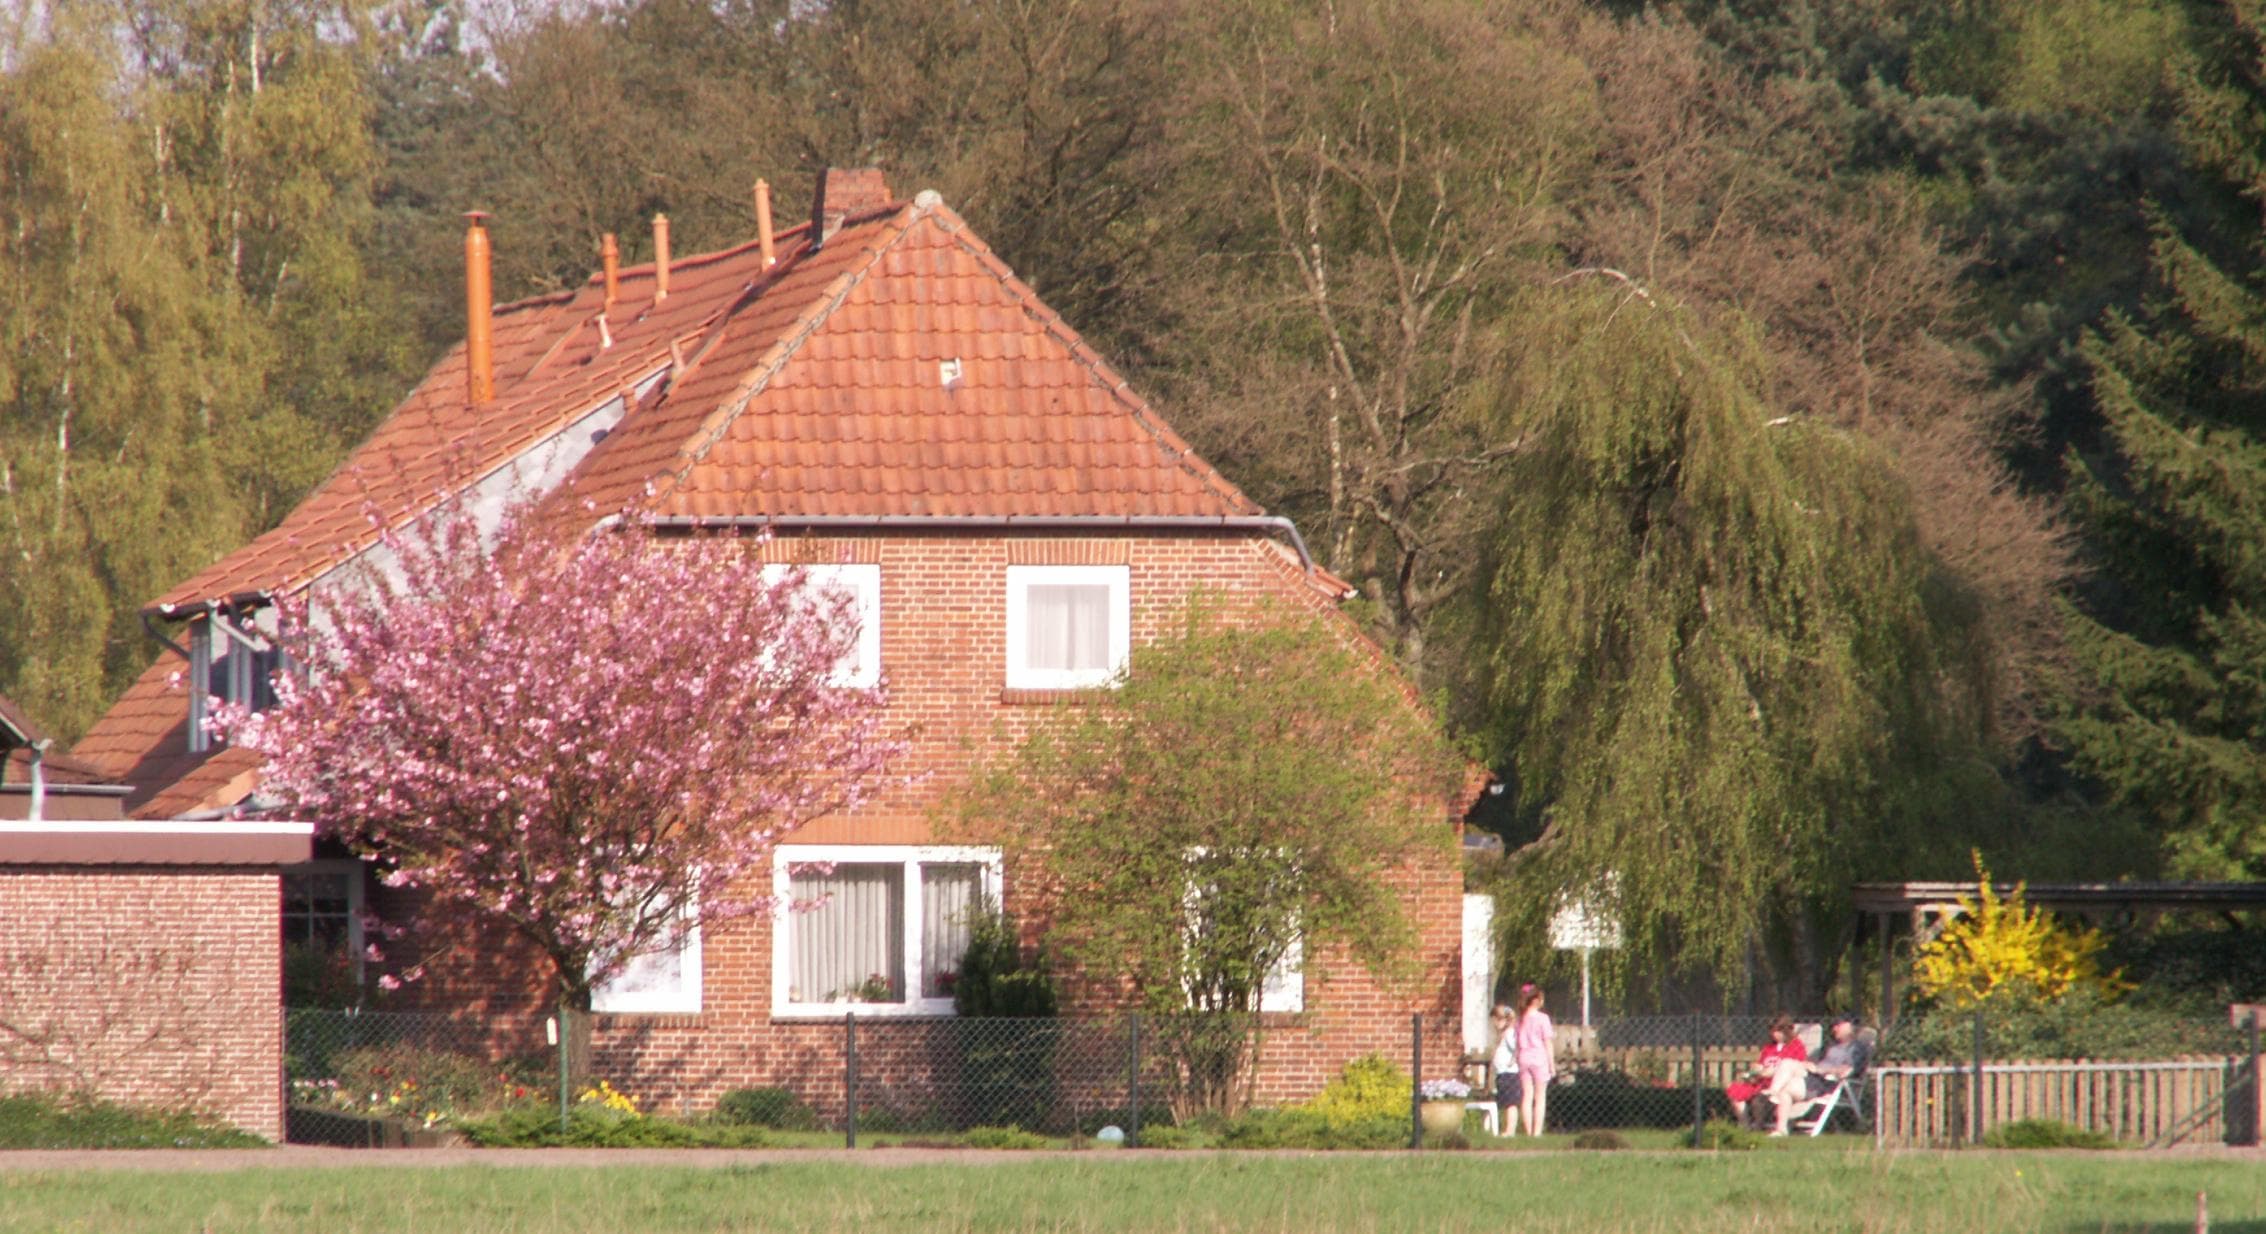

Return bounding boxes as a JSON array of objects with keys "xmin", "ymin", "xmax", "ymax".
[
  {"xmin": 1793, "ymin": 1029, "xmax": 1875, "ymax": 1136},
  {"xmin": 1792, "ymin": 1075, "xmax": 1863, "ymax": 1135}
]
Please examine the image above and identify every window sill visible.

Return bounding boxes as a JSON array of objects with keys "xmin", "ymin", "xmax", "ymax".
[
  {"xmin": 998, "ymin": 687, "xmax": 1106, "ymax": 706},
  {"xmin": 589, "ymin": 1011, "xmax": 704, "ymax": 1027},
  {"xmin": 772, "ymin": 1003, "xmax": 959, "ymax": 1021}
]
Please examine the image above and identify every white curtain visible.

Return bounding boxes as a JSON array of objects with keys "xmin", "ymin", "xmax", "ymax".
[
  {"xmin": 1026, "ymin": 584, "xmax": 1111, "ymax": 671},
  {"xmin": 921, "ymin": 864, "xmax": 983, "ymax": 999},
  {"xmin": 789, "ymin": 864, "xmax": 904, "ymax": 1002}
]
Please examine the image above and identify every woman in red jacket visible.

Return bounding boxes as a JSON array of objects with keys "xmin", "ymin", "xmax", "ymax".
[{"xmin": 1727, "ymin": 1014, "xmax": 1806, "ymax": 1127}]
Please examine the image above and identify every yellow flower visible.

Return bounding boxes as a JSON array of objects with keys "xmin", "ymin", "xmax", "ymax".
[{"xmin": 1912, "ymin": 852, "xmax": 2130, "ymax": 1009}]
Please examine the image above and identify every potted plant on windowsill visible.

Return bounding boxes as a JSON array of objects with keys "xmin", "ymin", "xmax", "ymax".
[{"xmin": 1418, "ymin": 1078, "xmax": 1472, "ymax": 1137}]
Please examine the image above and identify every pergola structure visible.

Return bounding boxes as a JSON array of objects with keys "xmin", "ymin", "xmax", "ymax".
[{"xmin": 1852, "ymin": 881, "xmax": 2266, "ymax": 1028}]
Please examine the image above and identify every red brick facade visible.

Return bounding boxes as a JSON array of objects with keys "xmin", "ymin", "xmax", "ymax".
[
  {"xmin": 0, "ymin": 869, "xmax": 284, "ymax": 1139},
  {"xmin": 382, "ymin": 529, "xmax": 1468, "ymax": 1112}
]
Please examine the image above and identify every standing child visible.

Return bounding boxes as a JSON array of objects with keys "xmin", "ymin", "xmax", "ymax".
[
  {"xmin": 1514, "ymin": 984, "xmax": 1555, "ymax": 1136},
  {"xmin": 1489, "ymin": 1003, "xmax": 1522, "ymax": 1137}
]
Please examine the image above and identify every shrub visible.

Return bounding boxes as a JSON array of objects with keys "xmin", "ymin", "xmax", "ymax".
[
  {"xmin": 1882, "ymin": 986, "xmax": 2237, "ymax": 1062},
  {"xmin": 1682, "ymin": 1119, "xmax": 1760, "ymax": 1151},
  {"xmin": 1912, "ymin": 853, "xmax": 2128, "ymax": 1010},
  {"xmin": 713, "ymin": 1087, "xmax": 819, "ymax": 1130},
  {"xmin": 0, "ymin": 1092, "xmax": 264, "ymax": 1149},
  {"xmin": 1134, "ymin": 1123, "xmax": 1202, "ymax": 1149},
  {"xmin": 461, "ymin": 1106, "xmax": 770, "ymax": 1148},
  {"xmin": 1572, "ymin": 1129, "xmax": 1630, "ymax": 1150},
  {"xmin": 1980, "ymin": 1119, "xmax": 2118, "ymax": 1150},
  {"xmin": 961, "ymin": 1124, "xmax": 1050, "ymax": 1149},
  {"xmin": 1301, "ymin": 1054, "xmax": 1410, "ymax": 1129},
  {"xmin": 1217, "ymin": 1107, "xmax": 1406, "ymax": 1150}
]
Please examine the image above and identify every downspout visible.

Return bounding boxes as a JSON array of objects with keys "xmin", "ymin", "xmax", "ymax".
[
  {"xmin": 617, "ymin": 514, "xmax": 1329, "ymax": 580},
  {"xmin": 27, "ymin": 739, "xmax": 47, "ymax": 823}
]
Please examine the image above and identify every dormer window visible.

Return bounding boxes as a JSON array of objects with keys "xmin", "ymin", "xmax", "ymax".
[{"xmin": 187, "ymin": 612, "xmax": 284, "ymax": 753}]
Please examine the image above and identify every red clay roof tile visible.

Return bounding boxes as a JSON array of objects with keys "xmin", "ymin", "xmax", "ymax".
[{"xmin": 90, "ymin": 174, "xmax": 1310, "ymax": 817}]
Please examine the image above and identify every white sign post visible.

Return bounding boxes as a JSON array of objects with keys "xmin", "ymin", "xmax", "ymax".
[{"xmin": 1549, "ymin": 889, "xmax": 1622, "ymax": 1030}]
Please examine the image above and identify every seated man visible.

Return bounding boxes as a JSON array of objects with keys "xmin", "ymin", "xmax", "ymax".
[{"xmin": 1769, "ymin": 1015, "xmax": 1870, "ymax": 1136}]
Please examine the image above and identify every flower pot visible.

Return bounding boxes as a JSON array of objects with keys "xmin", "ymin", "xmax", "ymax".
[{"xmin": 1420, "ymin": 1099, "xmax": 1467, "ymax": 1138}]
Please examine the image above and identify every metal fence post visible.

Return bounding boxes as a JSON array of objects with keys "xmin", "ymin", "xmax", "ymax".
[
  {"xmin": 845, "ymin": 1012, "xmax": 859, "ymax": 1149},
  {"xmin": 556, "ymin": 1004, "xmax": 571, "ymax": 1133},
  {"xmin": 2248, "ymin": 1011, "xmax": 2261, "ymax": 1147},
  {"xmin": 1410, "ymin": 1012, "xmax": 1423, "ymax": 1150},
  {"xmin": 1691, "ymin": 1013, "xmax": 1706, "ymax": 1145},
  {"xmin": 1970, "ymin": 1009, "xmax": 1985, "ymax": 1146},
  {"xmin": 1127, "ymin": 1012, "xmax": 1142, "ymax": 1148}
]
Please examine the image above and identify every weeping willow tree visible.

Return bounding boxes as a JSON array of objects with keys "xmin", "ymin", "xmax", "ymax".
[{"xmin": 1476, "ymin": 284, "xmax": 2008, "ymax": 1001}]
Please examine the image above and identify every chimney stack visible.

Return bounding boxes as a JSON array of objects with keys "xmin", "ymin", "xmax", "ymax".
[
  {"xmin": 809, "ymin": 168, "xmax": 892, "ymax": 251},
  {"xmin": 600, "ymin": 232, "xmax": 620, "ymax": 310},
  {"xmin": 651, "ymin": 213, "xmax": 671, "ymax": 302},
  {"xmin": 755, "ymin": 179, "xmax": 776, "ymax": 268},
  {"xmin": 464, "ymin": 211, "xmax": 495, "ymax": 404}
]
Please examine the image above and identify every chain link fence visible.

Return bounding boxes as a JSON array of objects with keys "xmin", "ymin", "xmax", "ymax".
[
  {"xmin": 279, "ymin": 1006, "xmax": 2266, "ymax": 1149},
  {"xmin": 284, "ymin": 1009, "xmax": 555, "ymax": 1146}
]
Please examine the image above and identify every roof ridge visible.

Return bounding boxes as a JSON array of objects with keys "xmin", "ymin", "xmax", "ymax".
[
  {"xmin": 921, "ymin": 205, "xmax": 1261, "ymax": 518},
  {"xmin": 635, "ymin": 206, "xmax": 923, "ymax": 511}
]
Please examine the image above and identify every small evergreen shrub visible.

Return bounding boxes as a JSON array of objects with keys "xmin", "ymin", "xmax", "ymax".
[
  {"xmin": 1218, "ymin": 1107, "xmax": 1406, "ymax": 1149},
  {"xmin": 1683, "ymin": 1119, "xmax": 1760, "ymax": 1151},
  {"xmin": 961, "ymin": 1124, "xmax": 1049, "ymax": 1149},
  {"xmin": 713, "ymin": 1087, "xmax": 819, "ymax": 1130},
  {"xmin": 1572, "ymin": 1129, "xmax": 1630, "ymax": 1150},
  {"xmin": 1301, "ymin": 1054, "xmax": 1411, "ymax": 1129},
  {"xmin": 462, "ymin": 1106, "xmax": 770, "ymax": 1148},
  {"xmin": 0, "ymin": 1092, "xmax": 264, "ymax": 1149},
  {"xmin": 1133, "ymin": 1123, "xmax": 1201, "ymax": 1149},
  {"xmin": 1980, "ymin": 1119, "xmax": 2118, "ymax": 1150}
]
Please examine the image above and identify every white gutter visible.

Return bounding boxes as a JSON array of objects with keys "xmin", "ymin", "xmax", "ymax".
[{"xmin": 617, "ymin": 513, "xmax": 1330, "ymax": 579}]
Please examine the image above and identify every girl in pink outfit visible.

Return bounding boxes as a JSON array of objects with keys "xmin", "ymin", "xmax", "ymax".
[{"xmin": 1513, "ymin": 984, "xmax": 1555, "ymax": 1136}]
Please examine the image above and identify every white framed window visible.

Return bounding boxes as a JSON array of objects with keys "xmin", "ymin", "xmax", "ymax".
[
  {"xmin": 592, "ymin": 899, "xmax": 704, "ymax": 1015},
  {"xmin": 1004, "ymin": 565, "xmax": 1129, "ymax": 689},
  {"xmin": 762, "ymin": 563, "xmax": 881, "ymax": 688},
  {"xmin": 770, "ymin": 844, "xmax": 1002, "ymax": 1018},
  {"xmin": 188, "ymin": 612, "xmax": 286, "ymax": 753},
  {"xmin": 1181, "ymin": 848, "xmax": 1304, "ymax": 1014}
]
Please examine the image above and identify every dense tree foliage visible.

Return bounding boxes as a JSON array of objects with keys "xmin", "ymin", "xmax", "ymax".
[
  {"xmin": 8, "ymin": 0, "xmax": 2261, "ymax": 993},
  {"xmin": 2058, "ymin": 0, "xmax": 2266, "ymax": 881}
]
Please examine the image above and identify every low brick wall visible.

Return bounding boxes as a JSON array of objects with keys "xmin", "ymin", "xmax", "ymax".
[{"xmin": 0, "ymin": 868, "xmax": 283, "ymax": 1140}]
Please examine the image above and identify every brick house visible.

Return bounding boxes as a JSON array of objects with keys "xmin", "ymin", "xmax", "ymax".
[
  {"xmin": 73, "ymin": 169, "xmax": 1476, "ymax": 1114},
  {"xmin": 2, "ymin": 696, "xmax": 308, "ymax": 1139}
]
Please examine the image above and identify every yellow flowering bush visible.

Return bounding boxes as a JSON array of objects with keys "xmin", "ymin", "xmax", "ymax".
[
  {"xmin": 577, "ymin": 1079, "xmax": 641, "ymax": 1116},
  {"xmin": 1911, "ymin": 854, "xmax": 2129, "ymax": 1009},
  {"xmin": 1301, "ymin": 1054, "xmax": 1410, "ymax": 1129}
]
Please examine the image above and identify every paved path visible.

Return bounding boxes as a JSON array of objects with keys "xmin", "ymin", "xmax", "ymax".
[
  {"xmin": 5, "ymin": 1143, "xmax": 2258, "ymax": 1172},
  {"xmin": 0, "ymin": 1146, "xmax": 1117, "ymax": 1172}
]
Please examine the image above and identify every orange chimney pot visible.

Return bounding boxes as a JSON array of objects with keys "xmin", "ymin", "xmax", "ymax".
[
  {"xmin": 755, "ymin": 179, "xmax": 776, "ymax": 269},
  {"xmin": 464, "ymin": 211, "xmax": 495, "ymax": 404},
  {"xmin": 652, "ymin": 213, "xmax": 671, "ymax": 302},
  {"xmin": 600, "ymin": 232, "xmax": 620, "ymax": 310}
]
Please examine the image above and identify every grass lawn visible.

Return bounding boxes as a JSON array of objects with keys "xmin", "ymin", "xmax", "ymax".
[{"xmin": 2, "ymin": 1147, "xmax": 2262, "ymax": 1233}]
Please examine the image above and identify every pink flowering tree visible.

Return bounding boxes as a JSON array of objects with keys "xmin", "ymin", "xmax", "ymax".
[{"xmin": 213, "ymin": 505, "xmax": 902, "ymax": 1010}]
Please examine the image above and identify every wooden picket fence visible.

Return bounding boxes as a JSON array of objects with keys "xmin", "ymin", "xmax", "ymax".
[{"xmin": 1872, "ymin": 1057, "xmax": 2244, "ymax": 1148}]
